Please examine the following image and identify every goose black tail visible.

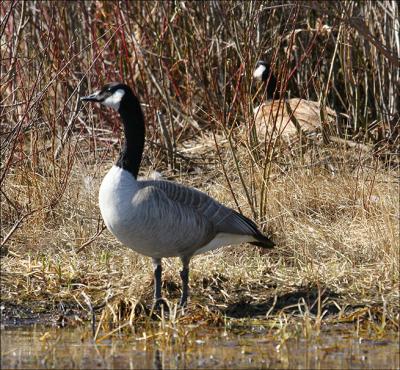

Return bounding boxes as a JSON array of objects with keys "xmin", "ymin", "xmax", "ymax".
[
  {"xmin": 233, "ymin": 211, "xmax": 275, "ymax": 249},
  {"xmin": 250, "ymin": 233, "xmax": 275, "ymax": 249}
]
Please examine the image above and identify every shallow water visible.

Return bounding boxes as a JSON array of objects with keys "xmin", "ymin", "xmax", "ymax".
[{"xmin": 1, "ymin": 324, "xmax": 399, "ymax": 369}]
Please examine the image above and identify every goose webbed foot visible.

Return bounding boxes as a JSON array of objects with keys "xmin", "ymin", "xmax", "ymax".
[
  {"xmin": 152, "ymin": 298, "xmax": 169, "ymax": 311},
  {"xmin": 151, "ymin": 259, "xmax": 169, "ymax": 314}
]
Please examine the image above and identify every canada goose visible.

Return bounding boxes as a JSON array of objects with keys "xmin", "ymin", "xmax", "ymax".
[
  {"xmin": 253, "ymin": 61, "xmax": 336, "ymax": 143},
  {"xmin": 81, "ymin": 82, "xmax": 274, "ymax": 307}
]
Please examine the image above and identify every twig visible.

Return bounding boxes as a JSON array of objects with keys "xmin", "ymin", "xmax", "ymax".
[
  {"xmin": 157, "ymin": 111, "xmax": 174, "ymax": 170},
  {"xmin": 76, "ymin": 221, "xmax": 106, "ymax": 254},
  {"xmin": 54, "ymin": 85, "xmax": 83, "ymax": 160}
]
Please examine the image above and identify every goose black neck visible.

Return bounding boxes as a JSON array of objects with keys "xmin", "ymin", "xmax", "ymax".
[
  {"xmin": 259, "ymin": 63, "xmax": 279, "ymax": 100},
  {"xmin": 115, "ymin": 93, "xmax": 145, "ymax": 179},
  {"xmin": 264, "ymin": 71, "xmax": 278, "ymax": 100}
]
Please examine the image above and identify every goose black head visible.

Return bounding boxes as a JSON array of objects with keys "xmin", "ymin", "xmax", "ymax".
[
  {"xmin": 253, "ymin": 61, "xmax": 278, "ymax": 99},
  {"xmin": 81, "ymin": 82, "xmax": 132, "ymax": 112},
  {"xmin": 253, "ymin": 61, "xmax": 273, "ymax": 82}
]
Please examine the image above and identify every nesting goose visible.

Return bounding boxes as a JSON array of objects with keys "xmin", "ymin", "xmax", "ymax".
[
  {"xmin": 81, "ymin": 83, "xmax": 274, "ymax": 306},
  {"xmin": 253, "ymin": 61, "xmax": 336, "ymax": 143}
]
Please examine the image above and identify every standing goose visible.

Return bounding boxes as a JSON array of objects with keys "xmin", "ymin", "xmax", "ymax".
[
  {"xmin": 81, "ymin": 83, "xmax": 274, "ymax": 306},
  {"xmin": 253, "ymin": 61, "xmax": 337, "ymax": 143}
]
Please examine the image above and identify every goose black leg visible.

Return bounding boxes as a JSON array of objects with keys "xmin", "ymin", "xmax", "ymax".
[
  {"xmin": 152, "ymin": 258, "xmax": 162, "ymax": 303},
  {"xmin": 179, "ymin": 256, "xmax": 191, "ymax": 306}
]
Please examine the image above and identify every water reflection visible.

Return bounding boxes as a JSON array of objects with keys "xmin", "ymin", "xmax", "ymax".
[
  {"xmin": 1, "ymin": 324, "xmax": 399, "ymax": 369},
  {"xmin": 153, "ymin": 349, "xmax": 162, "ymax": 370}
]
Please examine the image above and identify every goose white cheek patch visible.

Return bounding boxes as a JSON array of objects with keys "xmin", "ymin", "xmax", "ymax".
[
  {"xmin": 253, "ymin": 64, "xmax": 266, "ymax": 80},
  {"xmin": 102, "ymin": 89, "xmax": 125, "ymax": 111}
]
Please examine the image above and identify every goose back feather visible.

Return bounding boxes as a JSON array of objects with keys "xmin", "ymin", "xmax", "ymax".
[{"xmin": 255, "ymin": 98, "xmax": 337, "ymax": 141}]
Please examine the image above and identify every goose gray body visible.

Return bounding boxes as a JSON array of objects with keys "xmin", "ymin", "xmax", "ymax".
[
  {"xmin": 82, "ymin": 82, "xmax": 274, "ymax": 306},
  {"xmin": 100, "ymin": 166, "xmax": 266, "ymax": 259}
]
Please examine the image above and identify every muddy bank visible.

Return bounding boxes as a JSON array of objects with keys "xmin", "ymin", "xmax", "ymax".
[{"xmin": 0, "ymin": 301, "xmax": 86, "ymax": 327}]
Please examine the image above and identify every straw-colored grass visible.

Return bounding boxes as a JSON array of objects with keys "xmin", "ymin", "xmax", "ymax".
[{"xmin": 1, "ymin": 136, "xmax": 398, "ymax": 333}]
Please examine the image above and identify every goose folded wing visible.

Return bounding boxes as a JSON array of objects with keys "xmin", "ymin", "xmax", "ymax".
[
  {"xmin": 133, "ymin": 182, "xmax": 216, "ymax": 255},
  {"xmin": 144, "ymin": 180, "xmax": 264, "ymax": 238}
]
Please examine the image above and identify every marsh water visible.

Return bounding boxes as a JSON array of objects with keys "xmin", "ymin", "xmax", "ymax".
[{"xmin": 1, "ymin": 323, "xmax": 399, "ymax": 369}]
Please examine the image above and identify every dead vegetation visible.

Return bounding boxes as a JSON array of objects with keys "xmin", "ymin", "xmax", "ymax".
[{"xmin": 1, "ymin": 1, "xmax": 399, "ymax": 336}]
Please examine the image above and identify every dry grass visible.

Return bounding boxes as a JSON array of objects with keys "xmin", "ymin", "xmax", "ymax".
[
  {"xmin": 1, "ymin": 1, "xmax": 399, "ymax": 336},
  {"xmin": 1, "ymin": 140, "xmax": 399, "ymax": 333}
]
